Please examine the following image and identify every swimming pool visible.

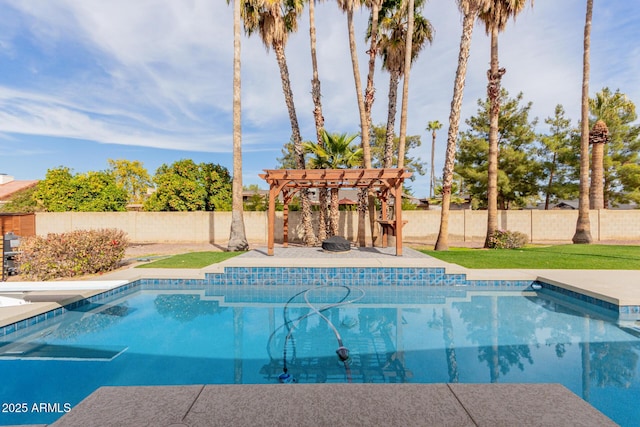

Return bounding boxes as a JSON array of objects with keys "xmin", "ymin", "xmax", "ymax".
[{"xmin": 1, "ymin": 282, "xmax": 638, "ymax": 426}]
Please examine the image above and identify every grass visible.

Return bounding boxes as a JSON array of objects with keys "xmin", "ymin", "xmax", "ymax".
[
  {"xmin": 136, "ymin": 251, "xmax": 243, "ymax": 269},
  {"xmin": 419, "ymin": 244, "xmax": 640, "ymax": 270}
]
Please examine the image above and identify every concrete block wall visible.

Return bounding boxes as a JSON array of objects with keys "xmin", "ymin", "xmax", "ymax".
[{"xmin": 34, "ymin": 209, "xmax": 640, "ymax": 244}]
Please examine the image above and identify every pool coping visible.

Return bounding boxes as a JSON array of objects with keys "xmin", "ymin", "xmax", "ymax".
[{"xmin": 50, "ymin": 383, "xmax": 617, "ymax": 427}]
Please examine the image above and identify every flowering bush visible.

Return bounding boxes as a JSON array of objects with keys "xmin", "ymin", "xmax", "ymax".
[
  {"xmin": 16, "ymin": 229, "xmax": 129, "ymax": 280},
  {"xmin": 487, "ymin": 229, "xmax": 528, "ymax": 249}
]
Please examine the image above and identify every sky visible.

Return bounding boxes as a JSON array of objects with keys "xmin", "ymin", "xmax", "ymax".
[{"xmin": 0, "ymin": 0, "xmax": 638, "ymax": 198}]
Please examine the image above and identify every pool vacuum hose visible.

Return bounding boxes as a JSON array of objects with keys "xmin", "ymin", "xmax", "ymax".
[{"xmin": 275, "ymin": 285, "xmax": 365, "ymax": 383}]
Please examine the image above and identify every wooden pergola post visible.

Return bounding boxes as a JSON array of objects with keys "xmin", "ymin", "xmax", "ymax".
[
  {"xmin": 260, "ymin": 169, "xmax": 411, "ymax": 256},
  {"xmin": 267, "ymin": 183, "xmax": 277, "ymax": 256},
  {"xmin": 394, "ymin": 179, "xmax": 403, "ymax": 257}
]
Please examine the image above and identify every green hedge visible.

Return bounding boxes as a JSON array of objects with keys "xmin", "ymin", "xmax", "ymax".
[{"xmin": 16, "ymin": 229, "xmax": 129, "ymax": 281}]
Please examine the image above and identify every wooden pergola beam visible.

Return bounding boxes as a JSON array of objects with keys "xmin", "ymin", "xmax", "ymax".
[{"xmin": 260, "ymin": 168, "xmax": 412, "ymax": 256}]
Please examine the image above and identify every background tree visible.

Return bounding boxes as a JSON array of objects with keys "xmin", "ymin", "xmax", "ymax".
[
  {"xmin": 456, "ymin": 90, "xmax": 541, "ymax": 209},
  {"xmin": 144, "ymin": 160, "xmax": 232, "ymax": 211},
  {"xmin": 72, "ymin": 171, "xmax": 129, "ymax": 211},
  {"xmin": 33, "ymin": 167, "xmax": 75, "ymax": 212},
  {"xmin": 0, "ymin": 185, "xmax": 40, "ymax": 213},
  {"xmin": 228, "ymin": 0, "xmax": 249, "ymax": 251},
  {"xmin": 478, "ymin": 0, "xmax": 531, "ymax": 248},
  {"xmin": 370, "ymin": 123, "xmax": 426, "ymax": 180},
  {"xmin": 426, "ymin": 120, "xmax": 442, "ymax": 198},
  {"xmin": 202, "ymin": 163, "xmax": 233, "ymax": 211},
  {"xmin": 34, "ymin": 167, "xmax": 127, "ymax": 212},
  {"xmin": 276, "ymin": 137, "xmax": 299, "ymax": 169},
  {"xmin": 435, "ymin": 0, "xmax": 489, "ymax": 251},
  {"xmin": 107, "ymin": 159, "xmax": 152, "ymax": 204},
  {"xmin": 538, "ymin": 105, "xmax": 578, "ymax": 209},
  {"xmin": 573, "ymin": 0, "xmax": 594, "ymax": 244}
]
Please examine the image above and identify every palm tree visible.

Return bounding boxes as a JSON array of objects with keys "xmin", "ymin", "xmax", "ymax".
[
  {"xmin": 303, "ymin": 131, "xmax": 363, "ymax": 236},
  {"xmin": 397, "ymin": 0, "xmax": 415, "ymax": 171},
  {"xmin": 377, "ymin": 0, "xmax": 433, "ymax": 169},
  {"xmin": 364, "ymin": 0, "xmax": 383, "ymax": 248},
  {"xmin": 588, "ymin": 87, "xmax": 637, "ymax": 208},
  {"xmin": 228, "ymin": 0, "xmax": 249, "ymax": 251},
  {"xmin": 573, "ymin": 0, "xmax": 594, "ymax": 244},
  {"xmin": 478, "ymin": 0, "xmax": 531, "ymax": 249},
  {"xmin": 434, "ymin": 0, "xmax": 489, "ymax": 251},
  {"xmin": 426, "ymin": 120, "xmax": 442, "ymax": 198},
  {"xmin": 308, "ymin": 0, "xmax": 328, "ymax": 242},
  {"xmin": 336, "ymin": 0, "xmax": 370, "ymax": 247},
  {"xmin": 589, "ymin": 120, "xmax": 609, "ymax": 209},
  {"xmin": 242, "ymin": 0, "xmax": 317, "ymax": 246}
]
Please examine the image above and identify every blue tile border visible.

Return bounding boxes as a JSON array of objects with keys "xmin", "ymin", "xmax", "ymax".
[
  {"xmin": 538, "ymin": 281, "xmax": 627, "ymax": 318},
  {"xmin": 0, "ymin": 281, "xmax": 142, "ymax": 338},
  {"xmin": 2, "ymin": 267, "xmax": 636, "ymax": 337}
]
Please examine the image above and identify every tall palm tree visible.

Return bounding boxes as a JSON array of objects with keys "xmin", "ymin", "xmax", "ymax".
[
  {"xmin": 308, "ymin": 0, "xmax": 328, "ymax": 242},
  {"xmin": 588, "ymin": 87, "xmax": 636, "ymax": 209},
  {"xmin": 303, "ymin": 131, "xmax": 363, "ymax": 236},
  {"xmin": 589, "ymin": 119, "xmax": 609, "ymax": 209},
  {"xmin": 228, "ymin": 0, "xmax": 249, "ymax": 251},
  {"xmin": 573, "ymin": 0, "xmax": 593, "ymax": 244},
  {"xmin": 426, "ymin": 120, "xmax": 442, "ymax": 198},
  {"xmin": 336, "ymin": 0, "xmax": 370, "ymax": 247},
  {"xmin": 242, "ymin": 0, "xmax": 317, "ymax": 246},
  {"xmin": 377, "ymin": 0, "xmax": 433, "ymax": 169},
  {"xmin": 335, "ymin": 0, "xmax": 364, "ymax": 244},
  {"xmin": 435, "ymin": 0, "xmax": 489, "ymax": 251},
  {"xmin": 478, "ymin": 0, "xmax": 531, "ymax": 248},
  {"xmin": 397, "ymin": 0, "xmax": 415, "ymax": 171},
  {"xmin": 364, "ymin": 0, "xmax": 383, "ymax": 248}
]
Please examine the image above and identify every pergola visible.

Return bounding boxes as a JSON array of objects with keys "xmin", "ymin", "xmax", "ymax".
[{"xmin": 259, "ymin": 168, "xmax": 412, "ymax": 256}]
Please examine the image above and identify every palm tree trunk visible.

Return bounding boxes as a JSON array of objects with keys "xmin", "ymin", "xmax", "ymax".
[
  {"xmin": 442, "ymin": 307, "xmax": 459, "ymax": 383},
  {"xmin": 330, "ymin": 188, "xmax": 339, "ymax": 236},
  {"xmin": 483, "ymin": 27, "xmax": 504, "ymax": 248},
  {"xmin": 309, "ymin": 0, "xmax": 327, "ymax": 242},
  {"xmin": 589, "ymin": 142, "xmax": 604, "ymax": 209},
  {"xmin": 273, "ymin": 42, "xmax": 317, "ymax": 246},
  {"xmin": 365, "ymin": 0, "xmax": 382, "ymax": 247},
  {"xmin": 384, "ymin": 71, "xmax": 400, "ymax": 168},
  {"xmin": 573, "ymin": 0, "xmax": 593, "ymax": 244},
  {"xmin": 228, "ymin": 0, "xmax": 248, "ymax": 251},
  {"xmin": 346, "ymin": 9, "xmax": 369, "ymax": 247},
  {"xmin": 544, "ymin": 152, "xmax": 557, "ymax": 210},
  {"xmin": 435, "ymin": 5, "xmax": 475, "ymax": 251},
  {"xmin": 430, "ymin": 129, "xmax": 436, "ymax": 198}
]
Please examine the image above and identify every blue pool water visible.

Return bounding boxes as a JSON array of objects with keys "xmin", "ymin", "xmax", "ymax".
[{"xmin": 1, "ymin": 283, "xmax": 639, "ymax": 426}]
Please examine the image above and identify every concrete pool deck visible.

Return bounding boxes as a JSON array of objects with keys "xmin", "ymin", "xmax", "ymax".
[{"xmin": 1, "ymin": 245, "xmax": 637, "ymax": 426}]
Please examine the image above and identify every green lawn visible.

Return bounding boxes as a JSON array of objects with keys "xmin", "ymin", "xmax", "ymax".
[
  {"xmin": 419, "ymin": 244, "xmax": 640, "ymax": 269},
  {"xmin": 136, "ymin": 251, "xmax": 243, "ymax": 268}
]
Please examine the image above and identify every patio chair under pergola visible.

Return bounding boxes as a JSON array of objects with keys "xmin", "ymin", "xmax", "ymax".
[{"xmin": 259, "ymin": 168, "xmax": 412, "ymax": 256}]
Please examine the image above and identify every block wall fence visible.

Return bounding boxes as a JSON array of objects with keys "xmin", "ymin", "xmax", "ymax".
[{"xmin": 34, "ymin": 210, "xmax": 640, "ymax": 245}]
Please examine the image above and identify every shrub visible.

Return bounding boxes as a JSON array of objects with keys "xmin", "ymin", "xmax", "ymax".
[
  {"xmin": 16, "ymin": 229, "xmax": 129, "ymax": 280},
  {"xmin": 487, "ymin": 230, "xmax": 528, "ymax": 249}
]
